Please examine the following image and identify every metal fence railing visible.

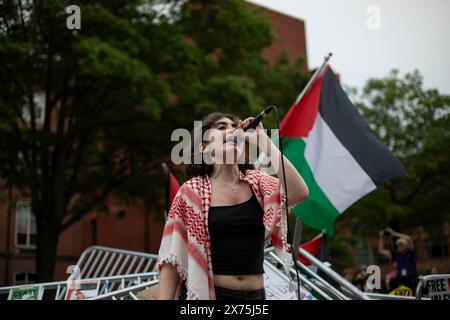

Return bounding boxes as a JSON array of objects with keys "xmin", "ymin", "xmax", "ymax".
[
  {"xmin": 266, "ymin": 246, "xmax": 437, "ymax": 301},
  {"xmin": 0, "ymin": 272, "xmax": 158, "ymax": 300},
  {"xmin": 75, "ymin": 246, "xmax": 159, "ymax": 278},
  {"xmin": 2, "ymin": 244, "xmax": 443, "ymax": 300},
  {"xmin": 415, "ymin": 274, "xmax": 450, "ymax": 300},
  {"xmin": 264, "ymin": 249, "xmax": 334, "ymax": 300},
  {"xmin": 89, "ymin": 279, "xmax": 160, "ymax": 300},
  {"xmin": 297, "ymin": 247, "xmax": 370, "ymax": 300},
  {"xmin": 1, "ymin": 245, "xmax": 159, "ymax": 300}
]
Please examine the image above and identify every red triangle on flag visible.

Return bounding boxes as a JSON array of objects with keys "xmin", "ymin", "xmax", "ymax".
[
  {"xmin": 298, "ymin": 234, "xmax": 323, "ymax": 266},
  {"xmin": 162, "ymin": 163, "xmax": 181, "ymax": 221},
  {"xmin": 168, "ymin": 170, "xmax": 180, "ymax": 203}
]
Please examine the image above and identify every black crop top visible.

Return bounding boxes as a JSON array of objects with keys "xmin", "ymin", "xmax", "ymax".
[{"xmin": 208, "ymin": 193, "xmax": 265, "ymax": 275}]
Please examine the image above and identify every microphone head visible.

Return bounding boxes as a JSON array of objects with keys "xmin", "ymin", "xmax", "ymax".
[
  {"xmin": 263, "ymin": 105, "xmax": 276, "ymax": 114},
  {"xmin": 232, "ymin": 132, "xmax": 238, "ymax": 143},
  {"xmin": 243, "ymin": 106, "xmax": 276, "ymax": 131}
]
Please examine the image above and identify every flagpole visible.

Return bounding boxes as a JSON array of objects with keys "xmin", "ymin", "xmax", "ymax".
[
  {"xmin": 294, "ymin": 52, "xmax": 333, "ymax": 105},
  {"xmin": 291, "ymin": 53, "xmax": 333, "ymax": 236},
  {"xmin": 291, "ymin": 53, "xmax": 332, "ymax": 288},
  {"xmin": 292, "ymin": 218, "xmax": 303, "ymax": 258},
  {"xmin": 258, "ymin": 53, "xmax": 333, "ymax": 171}
]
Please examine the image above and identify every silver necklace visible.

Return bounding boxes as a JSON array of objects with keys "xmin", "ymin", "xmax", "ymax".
[
  {"xmin": 213, "ymin": 179, "xmax": 239, "ymax": 193},
  {"xmin": 223, "ymin": 180, "xmax": 239, "ymax": 193}
]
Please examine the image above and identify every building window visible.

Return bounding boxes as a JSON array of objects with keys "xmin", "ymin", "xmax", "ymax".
[
  {"xmin": 22, "ymin": 92, "xmax": 45, "ymax": 123},
  {"xmin": 15, "ymin": 202, "xmax": 37, "ymax": 249},
  {"xmin": 13, "ymin": 271, "xmax": 36, "ymax": 286},
  {"xmin": 116, "ymin": 210, "xmax": 126, "ymax": 219},
  {"xmin": 425, "ymin": 241, "xmax": 449, "ymax": 260}
]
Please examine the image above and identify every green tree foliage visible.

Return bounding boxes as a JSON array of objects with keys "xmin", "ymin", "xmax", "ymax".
[{"xmin": 0, "ymin": 0, "xmax": 308, "ymax": 281}]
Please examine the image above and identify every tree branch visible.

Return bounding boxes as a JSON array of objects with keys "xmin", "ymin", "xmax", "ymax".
[
  {"xmin": 399, "ymin": 170, "xmax": 434, "ymax": 204},
  {"xmin": 16, "ymin": 0, "xmax": 29, "ymax": 42}
]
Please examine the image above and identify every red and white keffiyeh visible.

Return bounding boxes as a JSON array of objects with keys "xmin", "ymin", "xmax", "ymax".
[{"xmin": 157, "ymin": 169, "xmax": 294, "ymax": 300}]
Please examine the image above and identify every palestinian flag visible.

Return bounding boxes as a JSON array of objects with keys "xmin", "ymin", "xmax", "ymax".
[
  {"xmin": 280, "ymin": 65, "xmax": 407, "ymax": 236},
  {"xmin": 297, "ymin": 233, "xmax": 330, "ymax": 266},
  {"xmin": 287, "ymin": 233, "xmax": 331, "ymax": 266},
  {"xmin": 162, "ymin": 162, "xmax": 180, "ymax": 221}
]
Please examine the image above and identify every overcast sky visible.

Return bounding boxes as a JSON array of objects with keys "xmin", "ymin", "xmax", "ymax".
[{"xmin": 248, "ymin": 0, "xmax": 450, "ymax": 95}]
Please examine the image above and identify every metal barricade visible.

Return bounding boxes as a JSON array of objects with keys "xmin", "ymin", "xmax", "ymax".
[
  {"xmin": 297, "ymin": 247, "xmax": 370, "ymax": 300},
  {"xmin": 0, "ymin": 272, "xmax": 158, "ymax": 300},
  {"xmin": 266, "ymin": 246, "xmax": 436, "ymax": 301},
  {"xmin": 264, "ymin": 249, "xmax": 334, "ymax": 300},
  {"xmin": 265, "ymin": 247, "xmax": 352, "ymax": 300},
  {"xmin": 75, "ymin": 245, "xmax": 159, "ymax": 278},
  {"xmin": 1, "ymin": 245, "xmax": 159, "ymax": 300},
  {"xmin": 6, "ymin": 244, "xmax": 436, "ymax": 300},
  {"xmin": 264, "ymin": 246, "xmax": 368, "ymax": 300},
  {"xmin": 415, "ymin": 274, "xmax": 450, "ymax": 300},
  {"xmin": 89, "ymin": 279, "xmax": 160, "ymax": 300}
]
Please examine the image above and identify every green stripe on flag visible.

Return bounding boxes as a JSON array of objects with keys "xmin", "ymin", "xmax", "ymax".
[{"xmin": 282, "ymin": 137, "xmax": 341, "ymax": 236}]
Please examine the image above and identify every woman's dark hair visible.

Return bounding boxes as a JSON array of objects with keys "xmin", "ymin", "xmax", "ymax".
[{"xmin": 186, "ymin": 112, "xmax": 254, "ymax": 178}]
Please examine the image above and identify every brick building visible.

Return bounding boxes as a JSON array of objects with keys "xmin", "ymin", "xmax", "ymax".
[{"xmin": 0, "ymin": 3, "xmax": 309, "ymax": 286}]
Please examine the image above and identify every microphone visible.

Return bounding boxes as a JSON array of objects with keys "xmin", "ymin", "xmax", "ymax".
[{"xmin": 243, "ymin": 105, "xmax": 275, "ymax": 131}]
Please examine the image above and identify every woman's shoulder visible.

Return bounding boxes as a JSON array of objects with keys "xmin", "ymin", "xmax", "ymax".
[
  {"xmin": 244, "ymin": 168, "xmax": 279, "ymax": 184},
  {"xmin": 243, "ymin": 168, "xmax": 265, "ymax": 179},
  {"xmin": 178, "ymin": 175, "xmax": 205, "ymax": 194}
]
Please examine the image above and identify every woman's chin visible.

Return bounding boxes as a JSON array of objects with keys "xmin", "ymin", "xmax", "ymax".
[
  {"xmin": 221, "ymin": 149, "xmax": 241, "ymax": 164},
  {"xmin": 222, "ymin": 143, "xmax": 239, "ymax": 153}
]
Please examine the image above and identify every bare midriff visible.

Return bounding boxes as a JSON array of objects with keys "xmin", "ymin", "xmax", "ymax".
[{"xmin": 213, "ymin": 274, "xmax": 264, "ymax": 291}]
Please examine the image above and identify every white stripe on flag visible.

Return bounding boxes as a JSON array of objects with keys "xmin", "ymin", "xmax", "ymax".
[{"xmin": 304, "ymin": 114, "xmax": 377, "ymax": 213}]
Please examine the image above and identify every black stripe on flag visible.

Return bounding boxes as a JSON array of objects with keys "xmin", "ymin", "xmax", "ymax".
[{"xmin": 319, "ymin": 68, "xmax": 408, "ymax": 186}]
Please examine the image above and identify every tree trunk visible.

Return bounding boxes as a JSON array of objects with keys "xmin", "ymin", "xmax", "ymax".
[{"xmin": 35, "ymin": 223, "xmax": 60, "ymax": 283}]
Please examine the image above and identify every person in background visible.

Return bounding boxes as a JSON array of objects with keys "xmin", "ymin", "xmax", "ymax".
[
  {"xmin": 430, "ymin": 266, "xmax": 439, "ymax": 274},
  {"xmin": 352, "ymin": 265, "xmax": 368, "ymax": 292},
  {"xmin": 378, "ymin": 227, "xmax": 417, "ymax": 290}
]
